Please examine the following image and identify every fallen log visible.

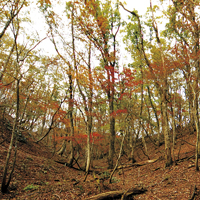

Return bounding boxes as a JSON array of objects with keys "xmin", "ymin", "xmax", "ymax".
[
  {"xmin": 86, "ymin": 187, "xmax": 147, "ymax": 200},
  {"xmin": 117, "ymin": 157, "xmax": 160, "ymax": 169}
]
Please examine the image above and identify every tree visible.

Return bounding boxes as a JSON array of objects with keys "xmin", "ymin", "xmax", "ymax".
[
  {"xmin": 120, "ymin": 2, "xmax": 173, "ymax": 167},
  {"xmin": 1, "ymin": 11, "xmax": 45, "ymax": 192},
  {"xmin": 163, "ymin": 0, "xmax": 200, "ymax": 169},
  {"xmin": 76, "ymin": 0, "xmax": 121, "ymax": 169}
]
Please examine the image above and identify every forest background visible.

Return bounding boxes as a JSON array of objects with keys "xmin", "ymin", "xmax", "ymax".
[{"xmin": 0, "ymin": 0, "xmax": 200, "ymax": 194}]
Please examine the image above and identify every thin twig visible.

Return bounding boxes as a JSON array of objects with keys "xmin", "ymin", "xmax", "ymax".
[
  {"xmin": 53, "ymin": 194, "xmax": 61, "ymax": 199},
  {"xmin": 189, "ymin": 185, "xmax": 196, "ymax": 200}
]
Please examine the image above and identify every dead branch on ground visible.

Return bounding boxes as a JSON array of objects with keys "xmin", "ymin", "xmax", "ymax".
[
  {"xmin": 117, "ymin": 157, "xmax": 160, "ymax": 170},
  {"xmin": 189, "ymin": 185, "xmax": 196, "ymax": 200},
  {"xmin": 86, "ymin": 187, "xmax": 147, "ymax": 200},
  {"xmin": 54, "ymin": 160, "xmax": 83, "ymax": 171}
]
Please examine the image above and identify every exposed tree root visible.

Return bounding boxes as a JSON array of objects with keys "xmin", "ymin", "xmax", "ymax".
[{"xmin": 86, "ymin": 187, "xmax": 147, "ymax": 200}]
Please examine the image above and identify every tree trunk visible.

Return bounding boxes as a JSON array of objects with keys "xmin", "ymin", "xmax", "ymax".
[
  {"xmin": 108, "ymin": 63, "xmax": 115, "ymax": 169},
  {"xmin": 130, "ymin": 133, "xmax": 137, "ymax": 163},
  {"xmin": 186, "ymin": 78, "xmax": 195, "ymax": 129},
  {"xmin": 194, "ymin": 107, "xmax": 199, "ymax": 171},
  {"xmin": 68, "ymin": 3, "xmax": 76, "ymax": 167},
  {"xmin": 68, "ymin": 71, "xmax": 74, "ymax": 167},
  {"xmin": 108, "ymin": 100, "xmax": 115, "ymax": 169},
  {"xmin": 172, "ymin": 91, "xmax": 176, "ymax": 164},
  {"xmin": 1, "ymin": 79, "xmax": 19, "ymax": 193},
  {"xmin": 142, "ymin": 130, "xmax": 149, "ymax": 159},
  {"xmin": 109, "ymin": 130, "xmax": 126, "ymax": 183},
  {"xmin": 85, "ymin": 42, "xmax": 93, "ymax": 175},
  {"xmin": 147, "ymin": 86, "xmax": 160, "ymax": 146},
  {"xmin": 163, "ymin": 91, "xmax": 172, "ymax": 167},
  {"xmin": 57, "ymin": 139, "xmax": 66, "ymax": 156},
  {"xmin": 84, "ymin": 102, "xmax": 93, "ymax": 179}
]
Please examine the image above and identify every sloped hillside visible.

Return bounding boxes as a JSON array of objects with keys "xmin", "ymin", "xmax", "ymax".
[{"xmin": 0, "ymin": 116, "xmax": 200, "ymax": 200}]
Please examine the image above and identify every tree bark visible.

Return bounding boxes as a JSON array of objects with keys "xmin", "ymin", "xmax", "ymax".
[
  {"xmin": 130, "ymin": 133, "xmax": 137, "ymax": 163},
  {"xmin": 108, "ymin": 100, "xmax": 115, "ymax": 169},
  {"xmin": 163, "ymin": 91, "xmax": 172, "ymax": 167},
  {"xmin": 57, "ymin": 139, "xmax": 67, "ymax": 156},
  {"xmin": 172, "ymin": 90, "xmax": 176, "ymax": 164},
  {"xmin": 68, "ymin": 3, "xmax": 76, "ymax": 167},
  {"xmin": 84, "ymin": 42, "xmax": 93, "ymax": 180}
]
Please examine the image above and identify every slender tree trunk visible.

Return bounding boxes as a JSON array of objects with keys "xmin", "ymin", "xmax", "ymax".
[
  {"xmin": 108, "ymin": 95, "xmax": 115, "ymax": 169},
  {"xmin": 150, "ymin": 0, "xmax": 172, "ymax": 167},
  {"xmin": 68, "ymin": 87, "xmax": 74, "ymax": 166},
  {"xmin": 194, "ymin": 107, "xmax": 199, "ymax": 171},
  {"xmin": 85, "ymin": 128, "xmax": 92, "ymax": 172},
  {"xmin": 68, "ymin": 3, "xmax": 76, "ymax": 167},
  {"xmin": 142, "ymin": 129, "xmax": 149, "ymax": 159},
  {"xmin": 191, "ymin": 81, "xmax": 200, "ymax": 170},
  {"xmin": 107, "ymin": 17, "xmax": 119, "ymax": 168},
  {"xmin": 107, "ymin": 61, "xmax": 115, "ymax": 169},
  {"xmin": 187, "ymin": 79, "xmax": 195, "ymax": 129},
  {"xmin": 191, "ymin": 3, "xmax": 200, "ymax": 169},
  {"xmin": 84, "ymin": 120, "xmax": 91, "ymax": 180},
  {"xmin": 130, "ymin": 133, "xmax": 137, "ymax": 163},
  {"xmin": 147, "ymin": 86, "xmax": 160, "ymax": 146},
  {"xmin": 57, "ymin": 139, "xmax": 66, "ymax": 156},
  {"xmin": 129, "ymin": 121, "xmax": 138, "ymax": 163},
  {"xmin": 1, "ymin": 79, "xmax": 20, "ymax": 193},
  {"xmin": 90, "ymin": 137, "xmax": 94, "ymax": 168},
  {"xmin": 194, "ymin": 14, "xmax": 200, "ymax": 158},
  {"xmin": 109, "ymin": 130, "xmax": 126, "ymax": 183},
  {"xmin": 172, "ymin": 91, "xmax": 176, "ymax": 164},
  {"xmin": 191, "ymin": 65, "xmax": 200, "ymax": 171},
  {"xmin": 85, "ymin": 42, "xmax": 93, "ymax": 176},
  {"xmin": 162, "ymin": 90, "xmax": 172, "ymax": 167}
]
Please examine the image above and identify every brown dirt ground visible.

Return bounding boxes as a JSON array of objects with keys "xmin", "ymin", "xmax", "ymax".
[{"xmin": 0, "ymin": 118, "xmax": 200, "ymax": 200}]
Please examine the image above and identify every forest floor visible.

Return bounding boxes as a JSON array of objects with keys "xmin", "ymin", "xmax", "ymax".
[{"xmin": 0, "ymin": 117, "xmax": 200, "ymax": 200}]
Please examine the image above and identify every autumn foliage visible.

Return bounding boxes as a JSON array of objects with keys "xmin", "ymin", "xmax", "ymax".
[{"xmin": 1, "ymin": 0, "xmax": 200, "ymax": 194}]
